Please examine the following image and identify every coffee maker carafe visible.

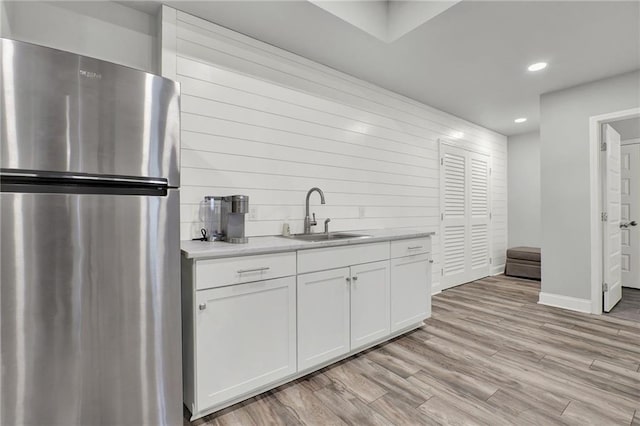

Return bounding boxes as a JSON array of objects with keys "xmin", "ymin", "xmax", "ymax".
[
  {"xmin": 203, "ymin": 196, "xmax": 225, "ymax": 241},
  {"xmin": 221, "ymin": 195, "xmax": 249, "ymax": 244}
]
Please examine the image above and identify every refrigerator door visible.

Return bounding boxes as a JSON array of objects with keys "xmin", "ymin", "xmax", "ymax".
[
  {"xmin": 0, "ymin": 189, "xmax": 182, "ymax": 426},
  {"xmin": 0, "ymin": 38, "xmax": 180, "ymax": 186}
]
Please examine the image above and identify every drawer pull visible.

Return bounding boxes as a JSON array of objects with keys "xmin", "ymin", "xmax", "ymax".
[
  {"xmin": 237, "ymin": 267, "xmax": 271, "ymax": 274},
  {"xmin": 408, "ymin": 246, "xmax": 423, "ymax": 250},
  {"xmin": 352, "ymin": 276, "xmax": 358, "ymax": 281},
  {"xmin": 198, "ymin": 303, "xmax": 207, "ymax": 311}
]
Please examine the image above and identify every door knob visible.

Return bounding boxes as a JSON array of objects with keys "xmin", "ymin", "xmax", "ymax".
[
  {"xmin": 631, "ymin": 221, "xmax": 638, "ymax": 227},
  {"xmin": 621, "ymin": 221, "xmax": 638, "ymax": 228}
]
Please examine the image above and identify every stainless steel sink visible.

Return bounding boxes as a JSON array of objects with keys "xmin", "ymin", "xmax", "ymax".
[{"xmin": 282, "ymin": 232, "xmax": 371, "ymax": 242}]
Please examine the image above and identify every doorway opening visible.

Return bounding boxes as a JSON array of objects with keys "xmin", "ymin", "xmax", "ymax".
[{"xmin": 596, "ymin": 111, "xmax": 640, "ymax": 321}]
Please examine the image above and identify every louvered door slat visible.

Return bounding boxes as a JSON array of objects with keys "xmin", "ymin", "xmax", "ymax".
[{"xmin": 443, "ymin": 153, "xmax": 466, "ymax": 219}]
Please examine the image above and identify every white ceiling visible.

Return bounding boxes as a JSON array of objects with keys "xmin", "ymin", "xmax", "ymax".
[
  {"xmin": 123, "ymin": 0, "xmax": 640, "ymax": 136},
  {"xmin": 308, "ymin": 1, "xmax": 461, "ymax": 43},
  {"xmin": 611, "ymin": 117, "xmax": 640, "ymax": 141}
]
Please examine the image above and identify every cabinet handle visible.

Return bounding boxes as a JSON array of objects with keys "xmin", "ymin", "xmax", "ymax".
[
  {"xmin": 352, "ymin": 276, "xmax": 358, "ymax": 281},
  {"xmin": 408, "ymin": 246, "xmax": 423, "ymax": 250},
  {"xmin": 237, "ymin": 267, "xmax": 270, "ymax": 274},
  {"xmin": 429, "ymin": 259, "xmax": 434, "ymax": 264},
  {"xmin": 346, "ymin": 277, "xmax": 351, "ymax": 283},
  {"xmin": 198, "ymin": 303, "xmax": 207, "ymax": 311}
]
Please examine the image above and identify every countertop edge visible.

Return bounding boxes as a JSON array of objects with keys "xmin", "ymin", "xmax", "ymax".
[{"xmin": 182, "ymin": 231, "xmax": 435, "ymax": 260}]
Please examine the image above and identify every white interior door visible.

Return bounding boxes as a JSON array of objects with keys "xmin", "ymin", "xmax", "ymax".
[
  {"xmin": 603, "ymin": 124, "xmax": 623, "ymax": 312},
  {"xmin": 621, "ymin": 143, "xmax": 640, "ymax": 289},
  {"xmin": 440, "ymin": 144, "xmax": 491, "ymax": 290}
]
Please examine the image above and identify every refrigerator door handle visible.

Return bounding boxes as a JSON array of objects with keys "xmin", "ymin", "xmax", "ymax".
[{"xmin": 0, "ymin": 169, "xmax": 168, "ymax": 186}]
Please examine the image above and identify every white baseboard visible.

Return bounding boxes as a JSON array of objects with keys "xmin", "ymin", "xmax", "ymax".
[
  {"xmin": 491, "ymin": 265, "xmax": 505, "ymax": 276},
  {"xmin": 431, "ymin": 282, "xmax": 443, "ymax": 295},
  {"xmin": 538, "ymin": 292, "xmax": 592, "ymax": 314}
]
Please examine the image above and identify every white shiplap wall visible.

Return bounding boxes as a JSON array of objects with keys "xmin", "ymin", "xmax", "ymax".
[{"xmin": 160, "ymin": 6, "xmax": 508, "ymax": 289}]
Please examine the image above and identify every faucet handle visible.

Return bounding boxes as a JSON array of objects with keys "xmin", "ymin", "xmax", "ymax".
[{"xmin": 312, "ymin": 212, "xmax": 317, "ymax": 225}]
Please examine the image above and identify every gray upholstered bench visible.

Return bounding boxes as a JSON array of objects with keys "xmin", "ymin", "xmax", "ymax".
[{"xmin": 505, "ymin": 247, "xmax": 541, "ymax": 280}]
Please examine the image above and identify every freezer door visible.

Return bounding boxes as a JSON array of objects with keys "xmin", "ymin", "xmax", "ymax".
[
  {"xmin": 0, "ymin": 38, "xmax": 180, "ymax": 186},
  {"xmin": 0, "ymin": 190, "xmax": 182, "ymax": 426}
]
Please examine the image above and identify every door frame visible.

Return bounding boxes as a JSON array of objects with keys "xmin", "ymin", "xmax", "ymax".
[
  {"xmin": 589, "ymin": 108, "xmax": 640, "ymax": 314},
  {"xmin": 438, "ymin": 138, "xmax": 493, "ymax": 292}
]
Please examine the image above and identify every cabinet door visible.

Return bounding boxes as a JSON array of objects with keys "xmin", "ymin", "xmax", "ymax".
[
  {"xmin": 297, "ymin": 268, "xmax": 350, "ymax": 371},
  {"xmin": 391, "ymin": 254, "xmax": 431, "ymax": 332},
  {"xmin": 195, "ymin": 277, "xmax": 296, "ymax": 411},
  {"xmin": 350, "ymin": 261, "xmax": 391, "ymax": 350}
]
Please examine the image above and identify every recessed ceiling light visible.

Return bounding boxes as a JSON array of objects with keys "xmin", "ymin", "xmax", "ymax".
[
  {"xmin": 528, "ymin": 62, "xmax": 548, "ymax": 72},
  {"xmin": 514, "ymin": 118, "xmax": 527, "ymax": 123}
]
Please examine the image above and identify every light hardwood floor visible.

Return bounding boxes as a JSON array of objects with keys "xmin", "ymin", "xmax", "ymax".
[
  {"xmin": 608, "ymin": 288, "xmax": 640, "ymax": 323},
  {"xmin": 186, "ymin": 275, "xmax": 640, "ymax": 426}
]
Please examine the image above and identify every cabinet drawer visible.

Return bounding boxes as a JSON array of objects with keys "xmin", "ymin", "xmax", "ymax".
[
  {"xmin": 297, "ymin": 242, "xmax": 390, "ymax": 274},
  {"xmin": 196, "ymin": 252, "xmax": 296, "ymax": 290},
  {"xmin": 390, "ymin": 237, "xmax": 431, "ymax": 259}
]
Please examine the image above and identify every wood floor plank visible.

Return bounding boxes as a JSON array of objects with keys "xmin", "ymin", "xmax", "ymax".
[
  {"xmin": 273, "ymin": 383, "xmax": 347, "ymax": 426},
  {"xmin": 485, "ymin": 388, "xmax": 569, "ymax": 425},
  {"xmin": 368, "ymin": 393, "xmax": 439, "ymax": 425},
  {"xmin": 348, "ymin": 356, "xmax": 433, "ymax": 407},
  {"xmin": 417, "ymin": 336, "xmax": 571, "ymax": 415},
  {"xmin": 561, "ymin": 400, "xmax": 635, "ymax": 426},
  {"xmin": 313, "ymin": 383, "xmax": 389, "ymax": 426},
  {"xmin": 186, "ymin": 275, "xmax": 640, "ymax": 426},
  {"xmin": 490, "ymin": 350, "xmax": 639, "ymax": 414},
  {"xmin": 242, "ymin": 392, "xmax": 303, "ymax": 426},
  {"xmin": 538, "ymin": 355, "xmax": 640, "ymax": 405},
  {"xmin": 590, "ymin": 359, "xmax": 640, "ymax": 383},
  {"xmin": 364, "ymin": 344, "xmax": 422, "ymax": 378}
]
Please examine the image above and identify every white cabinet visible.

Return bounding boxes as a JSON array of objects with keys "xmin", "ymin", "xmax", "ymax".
[
  {"xmin": 183, "ymin": 234, "xmax": 432, "ymax": 420},
  {"xmin": 298, "ymin": 260, "xmax": 391, "ymax": 370},
  {"xmin": 297, "ymin": 268, "xmax": 350, "ymax": 371},
  {"xmin": 193, "ymin": 276, "xmax": 296, "ymax": 412},
  {"xmin": 350, "ymin": 261, "xmax": 390, "ymax": 350},
  {"xmin": 390, "ymin": 253, "xmax": 431, "ymax": 332}
]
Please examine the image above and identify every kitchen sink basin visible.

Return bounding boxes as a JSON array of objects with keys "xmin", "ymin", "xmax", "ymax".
[{"xmin": 282, "ymin": 232, "xmax": 371, "ymax": 242}]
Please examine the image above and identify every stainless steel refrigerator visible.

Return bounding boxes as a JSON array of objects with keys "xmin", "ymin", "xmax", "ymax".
[{"xmin": 0, "ymin": 39, "xmax": 182, "ymax": 425}]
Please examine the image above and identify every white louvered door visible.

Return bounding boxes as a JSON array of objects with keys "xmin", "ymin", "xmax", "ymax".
[{"xmin": 440, "ymin": 144, "xmax": 491, "ymax": 290}]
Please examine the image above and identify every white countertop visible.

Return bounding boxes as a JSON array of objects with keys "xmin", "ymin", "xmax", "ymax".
[{"xmin": 181, "ymin": 228, "xmax": 436, "ymax": 259}]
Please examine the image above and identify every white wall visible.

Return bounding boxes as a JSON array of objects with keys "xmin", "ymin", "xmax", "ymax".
[
  {"xmin": 1, "ymin": 1, "xmax": 157, "ymax": 72},
  {"xmin": 507, "ymin": 131, "xmax": 540, "ymax": 248},
  {"xmin": 540, "ymin": 70, "xmax": 640, "ymax": 305},
  {"xmin": 160, "ymin": 6, "xmax": 508, "ymax": 290}
]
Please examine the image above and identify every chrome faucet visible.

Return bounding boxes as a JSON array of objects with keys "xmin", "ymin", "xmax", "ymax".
[{"xmin": 304, "ymin": 187, "xmax": 326, "ymax": 234}]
